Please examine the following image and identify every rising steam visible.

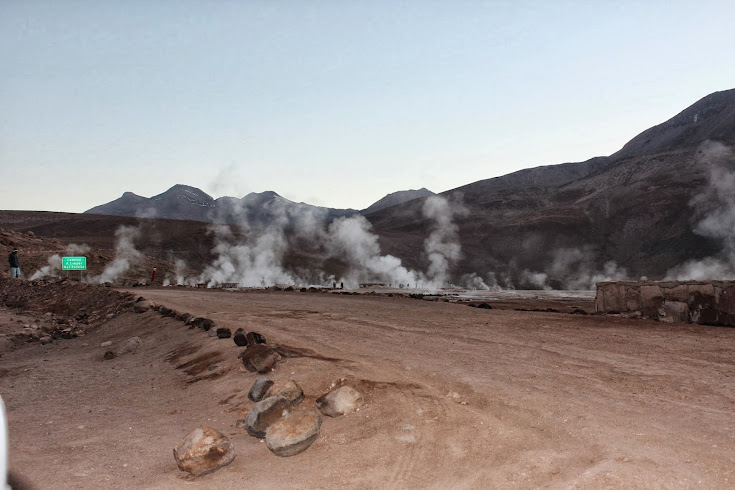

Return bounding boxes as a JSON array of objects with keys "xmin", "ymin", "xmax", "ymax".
[
  {"xmin": 422, "ymin": 195, "xmax": 466, "ymax": 287},
  {"xmin": 94, "ymin": 225, "xmax": 143, "ymax": 284},
  {"xmin": 667, "ymin": 141, "xmax": 735, "ymax": 280},
  {"xmin": 29, "ymin": 243, "xmax": 91, "ymax": 280}
]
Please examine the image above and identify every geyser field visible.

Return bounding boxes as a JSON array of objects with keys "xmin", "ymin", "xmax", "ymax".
[{"xmin": 2, "ymin": 279, "xmax": 735, "ymax": 488}]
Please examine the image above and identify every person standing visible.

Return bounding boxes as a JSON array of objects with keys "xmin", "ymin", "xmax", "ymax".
[{"xmin": 8, "ymin": 248, "xmax": 20, "ymax": 278}]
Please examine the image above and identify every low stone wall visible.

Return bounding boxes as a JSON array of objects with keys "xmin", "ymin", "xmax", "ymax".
[{"xmin": 595, "ymin": 280, "xmax": 735, "ymax": 326}]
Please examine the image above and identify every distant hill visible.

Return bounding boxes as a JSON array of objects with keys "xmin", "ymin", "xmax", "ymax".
[
  {"xmin": 85, "ymin": 185, "xmax": 439, "ymax": 227},
  {"xmin": 362, "ymin": 188, "xmax": 435, "ymax": 214},
  {"xmin": 85, "ymin": 185, "xmax": 357, "ymax": 227}
]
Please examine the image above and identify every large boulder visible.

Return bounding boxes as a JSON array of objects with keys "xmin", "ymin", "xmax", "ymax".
[
  {"xmin": 316, "ymin": 385, "xmax": 364, "ymax": 417},
  {"xmin": 266, "ymin": 410, "xmax": 322, "ymax": 457},
  {"xmin": 249, "ymin": 348, "xmax": 280, "ymax": 374},
  {"xmin": 133, "ymin": 300, "xmax": 151, "ymax": 313},
  {"xmin": 173, "ymin": 426, "xmax": 235, "ymax": 477},
  {"xmin": 240, "ymin": 344, "xmax": 281, "ymax": 373},
  {"xmin": 243, "ymin": 395, "xmax": 292, "ymax": 438},
  {"xmin": 248, "ymin": 376, "xmax": 274, "ymax": 402},
  {"xmin": 216, "ymin": 327, "xmax": 232, "ymax": 339},
  {"xmin": 264, "ymin": 380, "xmax": 304, "ymax": 406},
  {"xmin": 103, "ymin": 336, "xmax": 142, "ymax": 360}
]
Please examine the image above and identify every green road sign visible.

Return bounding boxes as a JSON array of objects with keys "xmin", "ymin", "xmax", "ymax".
[{"xmin": 62, "ymin": 256, "xmax": 87, "ymax": 270}]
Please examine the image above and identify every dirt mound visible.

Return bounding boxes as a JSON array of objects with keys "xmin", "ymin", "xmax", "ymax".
[{"xmin": 0, "ymin": 277, "xmax": 136, "ymax": 352}]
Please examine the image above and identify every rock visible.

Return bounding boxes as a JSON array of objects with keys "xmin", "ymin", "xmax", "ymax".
[
  {"xmin": 208, "ymin": 328, "xmax": 218, "ymax": 337},
  {"xmin": 246, "ymin": 331, "xmax": 267, "ymax": 346},
  {"xmin": 250, "ymin": 348, "xmax": 280, "ymax": 373},
  {"xmin": 265, "ymin": 380, "xmax": 304, "ymax": 406},
  {"xmin": 316, "ymin": 385, "xmax": 365, "ymax": 417},
  {"xmin": 265, "ymin": 410, "xmax": 322, "ymax": 457},
  {"xmin": 133, "ymin": 300, "xmax": 151, "ymax": 313},
  {"xmin": 240, "ymin": 344, "xmax": 280, "ymax": 373},
  {"xmin": 243, "ymin": 395, "xmax": 292, "ymax": 438},
  {"xmin": 239, "ymin": 344, "xmax": 269, "ymax": 372},
  {"xmin": 39, "ymin": 335, "xmax": 52, "ymax": 345},
  {"xmin": 233, "ymin": 329, "xmax": 247, "ymax": 346},
  {"xmin": 173, "ymin": 426, "xmax": 235, "ymax": 477},
  {"xmin": 102, "ymin": 336, "xmax": 142, "ymax": 360},
  {"xmin": 476, "ymin": 303, "xmax": 492, "ymax": 309},
  {"xmin": 248, "ymin": 376, "xmax": 274, "ymax": 402},
  {"xmin": 216, "ymin": 327, "xmax": 231, "ymax": 339},
  {"xmin": 100, "ymin": 341, "xmax": 112, "ymax": 347}
]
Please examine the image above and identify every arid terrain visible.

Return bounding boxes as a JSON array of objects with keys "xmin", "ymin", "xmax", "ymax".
[{"xmin": 2, "ymin": 279, "xmax": 735, "ymax": 488}]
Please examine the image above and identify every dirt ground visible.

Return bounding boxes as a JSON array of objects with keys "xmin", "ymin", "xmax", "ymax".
[{"xmin": 2, "ymin": 285, "xmax": 735, "ymax": 488}]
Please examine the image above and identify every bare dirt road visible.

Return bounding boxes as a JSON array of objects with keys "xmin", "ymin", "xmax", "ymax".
[{"xmin": 3, "ymin": 287, "xmax": 735, "ymax": 488}]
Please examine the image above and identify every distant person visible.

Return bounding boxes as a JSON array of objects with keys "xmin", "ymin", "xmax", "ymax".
[
  {"xmin": 151, "ymin": 267, "xmax": 157, "ymax": 283},
  {"xmin": 340, "ymin": 282, "xmax": 344, "ymax": 289},
  {"xmin": 8, "ymin": 248, "xmax": 20, "ymax": 278}
]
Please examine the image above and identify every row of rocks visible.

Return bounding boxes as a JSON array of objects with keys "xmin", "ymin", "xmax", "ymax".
[{"xmin": 130, "ymin": 296, "xmax": 367, "ymax": 474}]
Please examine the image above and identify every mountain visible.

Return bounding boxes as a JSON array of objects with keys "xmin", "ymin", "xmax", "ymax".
[
  {"xmin": 86, "ymin": 186, "xmax": 357, "ymax": 227},
  {"xmin": 367, "ymin": 89, "xmax": 735, "ymax": 287},
  {"xmin": 362, "ymin": 188, "xmax": 435, "ymax": 214},
  {"xmin": 85, "ymin": 185, "xmax": 436, "ymax": 226}
]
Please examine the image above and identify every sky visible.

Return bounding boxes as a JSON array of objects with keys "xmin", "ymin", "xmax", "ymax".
[{"xmin": 1, "ymin": 1, "xmax": 734, "ymax": 213}]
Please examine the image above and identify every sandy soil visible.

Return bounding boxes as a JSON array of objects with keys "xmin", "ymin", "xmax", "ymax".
[{"xmin": 2, "ymin": 287, "xmax": 735, "ymax": 488}]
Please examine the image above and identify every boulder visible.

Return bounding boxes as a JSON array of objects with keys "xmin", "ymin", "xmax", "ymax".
[
  {"xmin": 246, "ymin": 331, "xmax": 267, "ymax": 346},
  {"xmin": 233, "ymin": 328, "xmax": 248, "ymax": 346},
  {"xmin": 216, "ymin": 327, "xmax": 232, "ymax": 339},
  {"xmin": 133, "ymin": 300, "xmax": 151, "ymax": 313},
  {"xmin": 250, "ymin": 348, "xmax": 280, "ymax": 373},
  {"xmin": 316, "ymin": 385, "xmax": 364, "ymax": 417},
  {"xmin": 248, "ymin": 376, "xmax": 274, "ymax": 402},
  {"xmin": 173, "ymin": 426, "xmax": 235, "ymax": 477},
  {"xmin": 243, "ymin": 395, "xmax": 292, "ymax": 438},
  {"xmin": 265, "ymin": 380, "xmax": 304, "ymax": 406},
  {"xmin": 266, "ymin": 410, "xmax": 322, "ymax": 457},
  {"xmin": 187, "ymin": 317, "xmax": 214, "ymax": 331},
  {"xmin": 239, "ymin": 344, "xmax": 270, "ymax": 372},
  {"xmin": 103, "ymin": 336, "xmax": 142, "ymax": 360}
]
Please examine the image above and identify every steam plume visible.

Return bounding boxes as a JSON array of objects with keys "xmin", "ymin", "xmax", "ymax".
[
  {"xmin": 667, "ymin": 141, "xmax": 735, "ymax": 279},
  {"xmin": 422, "ymin": 195, "xmax": 466, "ymax": 287}
]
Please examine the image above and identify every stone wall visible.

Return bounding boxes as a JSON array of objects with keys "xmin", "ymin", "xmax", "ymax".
[{"xmin": 595, "ymin": 280, "xmax": 735, "ymax": 326}]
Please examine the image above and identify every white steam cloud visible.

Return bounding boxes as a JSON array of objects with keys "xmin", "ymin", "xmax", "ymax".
[
  {"xmin": 667, "ymin": 141, "xmax": 735, "ymax": 280},
  {"xmin": 520, "ymin": 246, "xmax": 628, "ymax": 290},
  {"xmin": 94, "ymin": 225, "xmax": 143, "ymax": 284},
  {"xmin": 422, "ymin": 195, "xmax": 466, "ymax": 287},
  {"xmin": 326, "ymin": 215, "xmax": 418, "ymax": 288}
]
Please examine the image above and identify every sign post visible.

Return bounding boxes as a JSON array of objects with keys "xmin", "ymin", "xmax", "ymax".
[{"xmin": 62, "ymin": 256, "xmax": 87, "ymax": 282}]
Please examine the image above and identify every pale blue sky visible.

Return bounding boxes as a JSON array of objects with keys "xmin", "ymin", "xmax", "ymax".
[{"xmin": 2, "ymin": 1, "xmax": 734, "ymax": 212}]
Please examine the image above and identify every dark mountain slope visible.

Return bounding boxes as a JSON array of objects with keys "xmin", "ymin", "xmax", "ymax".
[{"xmin": 368, "ymin": 89, "xmax": 735, "ymax": 286}]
